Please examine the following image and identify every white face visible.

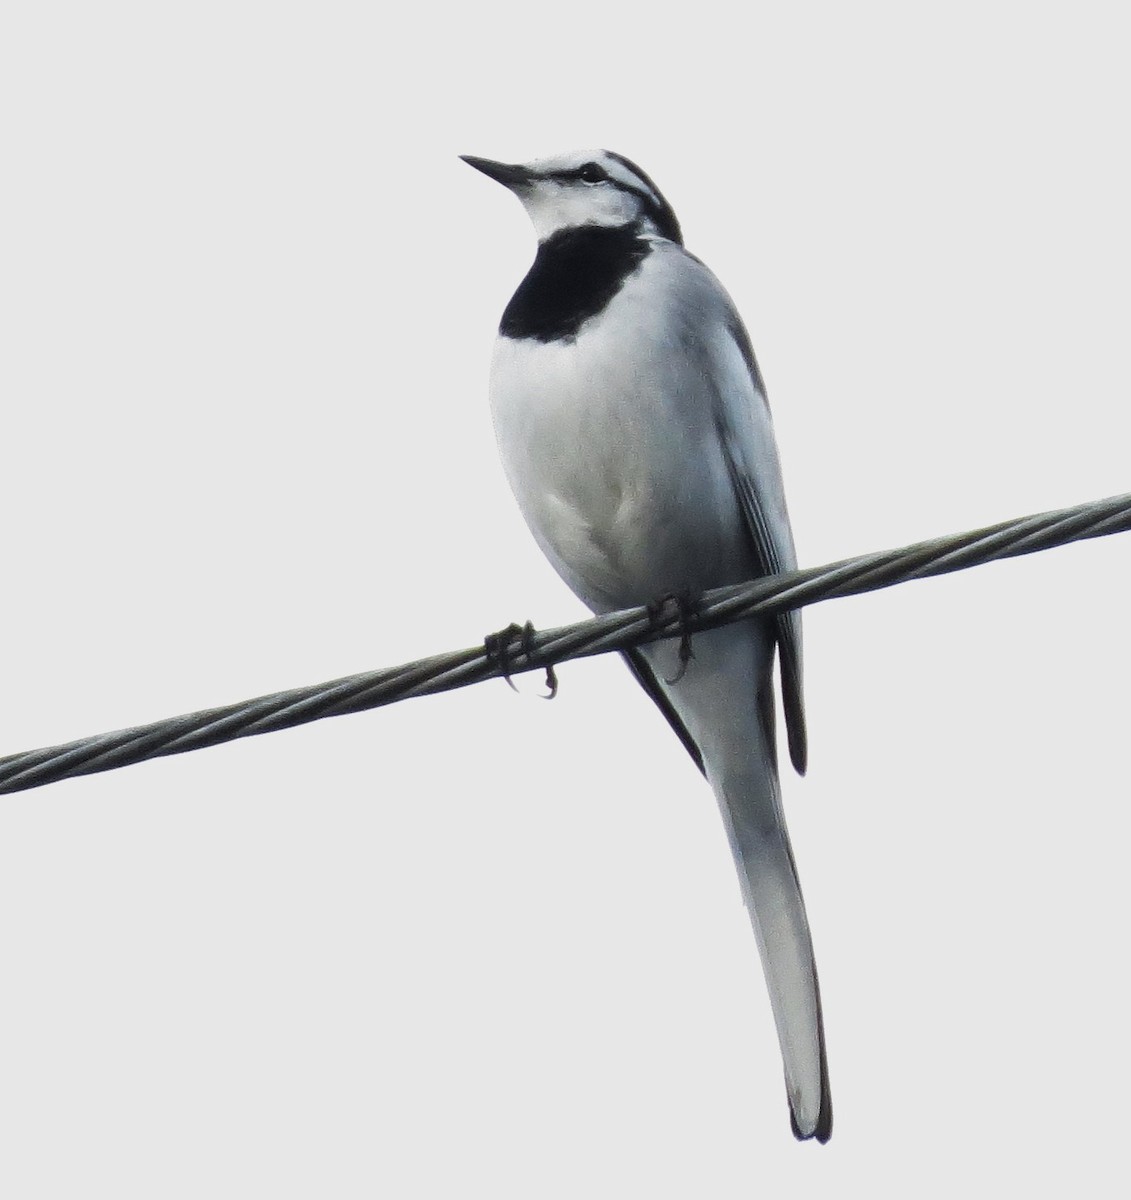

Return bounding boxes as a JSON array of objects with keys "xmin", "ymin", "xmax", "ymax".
[
  {"xmin": 515, "ymin": 150, "xmax": 653, "ymax": 241},
  {"xmin": 464, "ymin": 149, "xmax": 681, "ymax": 245}
]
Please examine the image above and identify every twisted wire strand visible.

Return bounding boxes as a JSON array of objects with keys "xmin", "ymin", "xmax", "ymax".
[{"xmin": 1, "ymin": 491, "xmax": 1128, "ymax": 797}]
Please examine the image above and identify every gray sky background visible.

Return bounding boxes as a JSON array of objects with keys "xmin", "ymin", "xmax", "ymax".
[{"xmin": 2, "ymin": 3, "xmax": 1129, "ymax": 1195}]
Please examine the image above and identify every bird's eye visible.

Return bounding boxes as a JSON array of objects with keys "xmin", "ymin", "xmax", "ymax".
[{"xmin": 578, "ymin": 162, "xmax": 607, "ymax": 184}]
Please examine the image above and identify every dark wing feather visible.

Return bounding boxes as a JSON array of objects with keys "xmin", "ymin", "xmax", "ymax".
[
  {"xmin": 620, "ymin": 649, "xmax": 706, "ymax": 775},
  {"xmin": 719, "ymin": 319, "xmax": 808, "ymax": 776}
]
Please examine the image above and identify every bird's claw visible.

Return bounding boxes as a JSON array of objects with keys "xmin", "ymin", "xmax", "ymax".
[
  {"xmin": 484, "ymin": 622, "xmax": 525, "ymax": 693},
  {"xmin": 646, "ymin": 592, "xmax": 700, "ymax": 684},
  {"xmin": 483, "ymin": 620, "xmax": 558, "ymax": 699}
]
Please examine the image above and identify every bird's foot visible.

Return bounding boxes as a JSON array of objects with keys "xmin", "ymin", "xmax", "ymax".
[
  {"xmin": 483, "ymin": 620, "xmax": 558, "ymax": 699},
  {"xmin": 646, "ymin": 592, "xmax": 700, "ymax": 684}
]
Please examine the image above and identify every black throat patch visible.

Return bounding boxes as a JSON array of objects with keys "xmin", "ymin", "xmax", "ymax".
[{"xmin": 500, "ymin": 223, "xmax": 652, "ymax": 343}]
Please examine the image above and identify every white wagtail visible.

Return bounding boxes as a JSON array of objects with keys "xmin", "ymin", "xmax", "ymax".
[{"xmin": 462, "ymin": 150, "xmax": 831, "ymax": 1143}]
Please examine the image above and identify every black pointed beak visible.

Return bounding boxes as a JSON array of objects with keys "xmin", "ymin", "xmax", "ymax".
[{"xmin": 460, "ymin": 155, "xmax": 534, "ymax": 190}]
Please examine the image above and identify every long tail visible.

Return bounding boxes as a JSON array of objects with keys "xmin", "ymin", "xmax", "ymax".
[
  {"xmin": 633, "ymin": 625, "xmax": 832, "ymax": 1141},
  {"xmin": 712, "ymin": 753, "xmax": 832, "ymax": 1142}
]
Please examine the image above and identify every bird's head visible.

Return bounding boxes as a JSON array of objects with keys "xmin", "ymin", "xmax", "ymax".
[{"xmin": 461, "ymin": 149, "xmax": 682, "ymax": 246}]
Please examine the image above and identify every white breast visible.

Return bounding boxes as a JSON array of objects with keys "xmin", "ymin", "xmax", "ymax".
[{"xmin": 489, "ymin": 244, "xmax": 754, "ymax": 613}]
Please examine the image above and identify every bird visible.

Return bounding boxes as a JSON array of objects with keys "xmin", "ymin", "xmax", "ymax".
[{"xmin": 462, "ymin": 149, "xmax": 831, "ymax": 1143}]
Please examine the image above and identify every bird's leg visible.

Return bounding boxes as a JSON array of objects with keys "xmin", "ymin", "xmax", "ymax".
[
  {"xmin": 483, "ymin": 620, "xmax": 558, "ymax": 699},
  {"xmin": 646, "ymin": 591, "xmax": 700, "ymax": 685}
]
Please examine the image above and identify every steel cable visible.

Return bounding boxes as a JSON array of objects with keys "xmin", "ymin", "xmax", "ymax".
[{"xmin": 1, "ymin": 491, "xmax": 1128, "ymax": 796}]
